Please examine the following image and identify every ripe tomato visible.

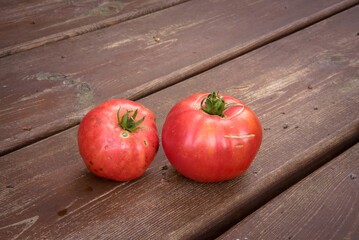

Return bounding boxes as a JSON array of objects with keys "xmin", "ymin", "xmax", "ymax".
[
  {"xmin": 78, "ymin": 99, "xmax": 159, "ymax": 181},
  {"xmin": 162, "ymin": 92, "xmax": 262, "ymax": 182}
]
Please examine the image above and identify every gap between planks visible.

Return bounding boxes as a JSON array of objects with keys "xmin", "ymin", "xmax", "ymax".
[
  {"xmin": 202, "ymin": 119, "xmax": 359, "ymax": 240},
  {"xmin": 216, "ymin": 143, "xmax": 359, "ymax": 240},
  {"xmin": 0, "ymin": 0, "xmax": 191, "ymax": 58},
  {"xmin": 1, "ymin": 0, "xmax": 358, "ymax": 157}
]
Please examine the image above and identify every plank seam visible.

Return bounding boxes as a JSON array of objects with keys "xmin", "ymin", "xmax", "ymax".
[
  {"xmin": 196, "ymin": 119, "xmax": 359, "ymax": 240},
  {"xmin": 0, "ymin": 0, "xmax": 191, "ymax": 58},
  {"xmin": 1, "ymin": 0, "xmax": 358, "ymax": 156},
  {"xmin": 114, "ymin": 0, "xmax": 359, "ymax": 101}
]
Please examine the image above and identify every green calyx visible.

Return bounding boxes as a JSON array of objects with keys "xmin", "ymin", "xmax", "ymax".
[
  {"xmin": 117, "ymin": 107, "xmax": 145, "ymax": 132},
  {"xmin": 201, "ymin": 92, "xmax": 238, "ymax": 117}
]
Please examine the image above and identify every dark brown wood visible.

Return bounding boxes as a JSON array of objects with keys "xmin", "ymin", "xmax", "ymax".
[
  {"xmin": 218, "ymin": 144, "xmax": 359, "ymax": 240},
  {"xmin": 0, "ymin": 0, "xmax": 190, "ymax": 56},
  {"xmin": 0, "ymin": 0, "xmax": 357, "ymax": 156},
  {"xmin": 1, "ymin": 6, "xmax": 358, "ymax": 239}
]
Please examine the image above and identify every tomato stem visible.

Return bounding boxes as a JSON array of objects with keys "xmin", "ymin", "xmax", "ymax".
[
  {"xmin": 201, "ymin": 92, "xmax": 239, "ymax": 117},
  {"xmin": 117, "ymin": 107, "xmax": 146, "ymax": 132}
]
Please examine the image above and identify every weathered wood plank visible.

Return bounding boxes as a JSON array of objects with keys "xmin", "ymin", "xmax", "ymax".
[
  {"xmin": 0, "ymin": 0, "xmax": 190, "ymax": 56},
  {"xmin": 0, "ymin": 0, "xmax": 357, "ymax": 156},
  {"xmin": 0, "ymin": 5, "xmax": 359, "ymax": 240},
  {"xmin": 217, "ymin": 144, "xmax": 359, "ymax": 240}
]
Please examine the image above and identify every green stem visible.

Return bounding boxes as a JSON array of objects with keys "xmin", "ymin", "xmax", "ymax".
[
  {"xmin": 117, "ymin": 107, "xmax": 145, "ymax": 132},
  {"xmin": 200, "ymin": 92, "xmax": 239, "ymax": 117}
]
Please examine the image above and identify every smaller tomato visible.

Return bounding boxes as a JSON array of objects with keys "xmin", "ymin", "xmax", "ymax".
[{"xmin": 78, "ymin": 99, "xmax": 159, "ymax": 181}]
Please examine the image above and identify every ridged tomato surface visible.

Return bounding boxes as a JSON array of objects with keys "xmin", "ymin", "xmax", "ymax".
[
  {"xmin": 162, "ymin": 93, "xmax": 262, "ymax": 182},
  {"xmin": 78, "ymin": 99, "xmax": 159, "ymax": 181}
]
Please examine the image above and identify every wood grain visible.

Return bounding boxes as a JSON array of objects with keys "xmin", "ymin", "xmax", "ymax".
[
  {"xmin": 0, "ymin": 0, "xmax": 357, "ymax": 156},
  {"xmin": 0, "ymin": 6, "xmax": 358, "ymax": 239},
  {"xmin": 0, "ymin": 0, "xmax": 190, "ymax": 56},
  {"xmin": 217, "ymin": 144, "xmax": 359, "ymax": 240}
]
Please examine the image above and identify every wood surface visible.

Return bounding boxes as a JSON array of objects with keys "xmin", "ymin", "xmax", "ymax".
[
  {"xmin": 0, "ymin": 0, "xmax": 357, "ymax": 156},
  {"xmin": 0, "ymin": 0, "xmax": 190, "ymax": 56},
  {"xmin": 217, "ymin": 144, "xmax": 359, "ymax": 240},
  {"xmin": 1, "ymin": 5, "xmax": 358, "ymax": 239}
]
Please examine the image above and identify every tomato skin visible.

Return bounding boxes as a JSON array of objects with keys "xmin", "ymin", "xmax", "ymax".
[
  {"xmin": 162, "ymin": 93, "xmax": 262, "ymax": 182},
  {"xmin": 78, "ymin": 99, "xmax": 159, "ymax": 181}
]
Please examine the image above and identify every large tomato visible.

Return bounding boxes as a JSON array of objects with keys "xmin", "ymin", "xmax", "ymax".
[
  {"xmin": 162, "ymin": 92, "xmax": 262, "ymax": 182},
  {"xmin": 78, "ymin": 99, "xmax": 159, "ymax": 181}
]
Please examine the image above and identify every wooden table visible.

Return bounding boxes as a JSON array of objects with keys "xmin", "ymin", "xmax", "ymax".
[{"xmin": 1, "ymin": 0, "xmax": 358, "ymax": 239}]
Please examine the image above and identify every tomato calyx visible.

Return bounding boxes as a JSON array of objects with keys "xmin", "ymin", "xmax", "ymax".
[
  {"xmin": 200, "ymin": 92, "xmax": 239, "ymax": 117},
  {"xmin": 117, "ymin": 107, "xmax": 146, "ymax": 132}
]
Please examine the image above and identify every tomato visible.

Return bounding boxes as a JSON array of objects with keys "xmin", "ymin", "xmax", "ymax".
[
  {"xmin": 78, "ymin": 99, "xmax": 159, "ymax": 181},
  {"xmin": 162, "ymin": 92, "xmax": 262, "ymax": 182}
]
